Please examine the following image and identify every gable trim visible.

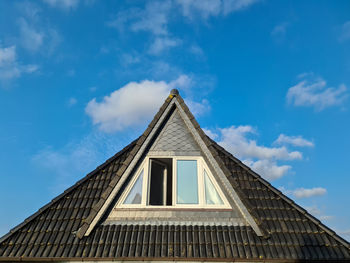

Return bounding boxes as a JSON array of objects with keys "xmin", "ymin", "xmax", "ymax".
[
  {"xmin": 174, "ymin": 100, "xmax": 264, "ymax": 237},
  {"xmin": 78, "ymin": 98, "xmax": 176, "ymax": 237},
  {"xmin": 77, "ymin": 94, "xmax": 265, "ymax": 238}
]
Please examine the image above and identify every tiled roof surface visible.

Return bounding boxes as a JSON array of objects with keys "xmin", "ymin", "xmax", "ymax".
[{"xmin": 0, "ymin": 94, "xmax": 349, "ymax": 261}]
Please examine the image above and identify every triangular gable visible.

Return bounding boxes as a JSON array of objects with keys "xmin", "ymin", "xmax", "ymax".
[
  {"xmin": 77, "ymin": 90, "xmax": 264, "ymax": 238},
  {"xmin": 150, "ymin": 108, "xmax": 201, "ymax": 154},
  {"xmin": 1, "ymin": 90, "xmax": 349, "ymax": 261}
]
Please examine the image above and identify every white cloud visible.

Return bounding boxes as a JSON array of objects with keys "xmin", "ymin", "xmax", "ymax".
[
  {"xmin": 108, "ymin": 0, "xmax": 259, "ymax": 37},
  {"xmin": 108, "ymin": 1, "xmax": 171, "ymax": 36},
  {"xmin": 32, "ymin": 131, "xmax": 127, "ymax": 193},
  {"xmin": 280, "ymin": 187, "xmax": 327, "ymax": 199},
  {"xmin": 120, "ymin": 53, "xmax": 140, "ymax": 66},
  {"xmin": 148, "ymin": 37, "xmax": 181, "ymax": 55},
  {"xmin": 42, "ymin": 0, "xmax": 79, "ymax": 10},
  {"xmin": 218, "ymin": 126, "xmax": 302, "ymax": 161},
  {"xmin": 67, "ymin": 97, "xmax": 77, "ymax": 106},
  {"xmin": 131, "ymin": 1, "xmax": 171, "ymax": 35},
  {"xmin": 202, "ymin": 128, "xmax": 218, "ymax": 140},
  {"xmin": 302, "ymin": 206, "xmax": 334, "ymax": 223},
  {"xmin": 18, "ymin": 18, "xmax": 44, "ymax": 52},
  {"xmin": 203, "ymin": 125, "xmax": 306, "ymax": 180},
  {"xmin": 0, "ymin": 45, "xmax": 38, "ymax": 83},
  {"xmin": 16, "ymin": 3, "xmax": 62, "ymax": 55},
  {"xmin": 176, "ymin": 0, "xmax": 259, "ymax": 18},
  {"xmin": 338, "ymin": 229, "xmax": 350, "ymax": 241},
  {"xmin": 189, "ymin": 44, "xmax": 204, "ymax": 56},
  {"xmin": 222, "ymin": 0, "xmax": 259, "ymax": 15},
  {"xmin": 185, "ymin": 98, "xmax": 211, "ymax": 116},
  {"xmin": 85, "ymin": 76, "xmax": 193, "ymax": 132},
  {"xmin": 293, "ymin": 187, "xmax": 327, "ymax": 198},
  {"xmin": 244, "ymin": 159, "xmax": 291, "ymax": 180},
  {"xmin": 339, "ymin": 21, "xmax": 350, "ymax": 42},
  {"xmin": 176, "ymin": 0, "xmax": 221, "ymax": 19},
  {"xmin": 274, "ymin": 134, "xmax": 314, "ymax": 147},
  {"xmin": 287, "ymin": 74, "xmax": 348, "ymax": 111},
  {"xmin": 271, "ymin": 22, "xmax": 289, "ymax": 37}
]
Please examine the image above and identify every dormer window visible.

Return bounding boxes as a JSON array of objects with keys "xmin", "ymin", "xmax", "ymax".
[{"xmin": 119, "ymin": 156, "xmax": 230, "ymax": 208}]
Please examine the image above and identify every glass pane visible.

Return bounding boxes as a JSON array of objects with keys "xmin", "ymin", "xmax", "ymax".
[
  {"xmin": 124, "ymin": 169, "xmax": 143, "ymax": 204},
  {"xmin": 177, "ymin": 160, "xmax": 198, "ymax": 204},
  {"xmin": 204, "ymin": 169, "xmax": 224, "ymax": 205},
  {"xmin": 204, "ymin": 170, "xmax": 224, "ymax": 205}
]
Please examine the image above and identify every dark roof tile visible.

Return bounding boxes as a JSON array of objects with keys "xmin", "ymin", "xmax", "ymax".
[{"xmin": 1, "ymin": 94, "xmax": 349, "ymax": 261}]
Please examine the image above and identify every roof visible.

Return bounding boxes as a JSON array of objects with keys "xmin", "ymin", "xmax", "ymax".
[{"xmin": 0, "ymin": 91, "xmax": 349, "ymax": 262}]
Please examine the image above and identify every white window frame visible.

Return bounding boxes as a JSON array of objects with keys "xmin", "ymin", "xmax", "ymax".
[{"xmin": 117, "ymin": 156, "xmax": 231, "ymax": 209}]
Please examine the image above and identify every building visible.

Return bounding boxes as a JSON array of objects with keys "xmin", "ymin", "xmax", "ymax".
[{"xmin": 0, "ymin": 89, "xmax": 349, "ymax": 262}]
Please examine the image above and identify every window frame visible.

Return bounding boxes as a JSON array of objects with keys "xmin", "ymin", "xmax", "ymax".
[{"xmin": 117, "ymin": 156, "xmax": 231, "ymax": 209}]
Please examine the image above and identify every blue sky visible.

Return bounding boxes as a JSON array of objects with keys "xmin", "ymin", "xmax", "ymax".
[{"xmin": 0, "ymin": 0, "xmax": 350, "ymax": 240}]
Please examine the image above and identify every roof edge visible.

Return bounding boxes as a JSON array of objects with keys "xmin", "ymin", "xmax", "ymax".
[
  {"xmin": 76, "ymin": 95, "xmax": 175, "ymax": 238},
  {"xmin": 0, "ymin": 138, "xmax": 137, "ymax": 245},
  {"xmin": 0, "ymin": 256, "xmax": 349, "ymax": 262},
  {"xmin": 209, "ymin": 137, "xmax": 350, "ymax": 249},
  {"xmin": 173, "ymin": 96, "xmax": 268, "ymax": 238}
]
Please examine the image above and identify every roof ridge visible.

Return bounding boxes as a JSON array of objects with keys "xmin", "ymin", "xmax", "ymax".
[
  {"xmin": 208, "ymin": 136, "xmax": 350, "ymax": 249},
  {"xmin": 0, "ymin": 138, "xmax": 137, "ymax": 244}
]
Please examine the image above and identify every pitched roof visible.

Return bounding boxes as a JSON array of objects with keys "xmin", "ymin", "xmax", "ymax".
[{"xmin": 0, "ymin": 91, "xmax": 349, "ymax": 262}]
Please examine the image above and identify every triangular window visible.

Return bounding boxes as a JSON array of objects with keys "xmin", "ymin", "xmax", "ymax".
[
  {"xmin": 123, "ymin": 169, "xmax": 143, "ymax": 204},
  {"xmin": 204, "ymin": 169, "xmax": 224, "ymax": 205}
]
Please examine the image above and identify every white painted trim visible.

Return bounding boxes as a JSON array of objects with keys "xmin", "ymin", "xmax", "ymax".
[
  {"xmin": 174, "ymin": 100, "xmax": 263, "ymax": 236},
  {"xmin": 116, "ymin": 158, "xmax": 146, "ymax": 208},
  {"xmin": 115, "ymin": 155, "xmax": 231, "ymax": 209},
  {"xmin": 84, "ymin": 99, "xmax": 176, "ymax": 236}
]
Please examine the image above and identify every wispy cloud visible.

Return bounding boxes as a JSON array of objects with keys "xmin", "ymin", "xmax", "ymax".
[
  {"xmin": 293, "ymin": 187, "xmax": 327, "ymax": 198},
  {"xmin": 337, "ymin": 229, "xmax": 350, "ymax": 242},
  {"xmin": 0, "ymin": 45, "xmax": 38, "ymax": 83},
  {"xmin": 85, "ymin": 75, "xmax": 195, "ymax": 132},
  {"xmin": 176, "ymin": 0, "xmax": 221, "ymax": 19},
  {"xmin": 16, "ymin": 3, "xmax": 62, "ymax": 55},
  {"xmin": 18, "ymin": 18, "xmax": 44, "ymax": 52},
  {"xmin": 108, "ymin": 1, "xmax": 172, "ymax": 36},
  {"xmin": 185, "ymin": 98, "xmax": 211, "ymax": 116},
  {"xmin": 304, "ymin": 206, "xmax": 333, "ymax": 222},
  {"xmin": 148, "ymin": 37, "xmax": 182, "ymax": 55},
  {"xmin": 42, "ymin": 0, "xmax": 80, "ymax": 10},
  {"xmin": 287, "ymin": 73, "xmax": 348, "ymax": 111},
  {"xmin": 222, "ymin": 0, "xmax": 259, "ymax": 15},
  {"xmin": 271, "ymin": 22, "xmax": 289, "ymax": 38},
  {"xmin": 176, "ymin": 0, "xmax": 260, "ymax": 19},
  {"xmin": 244, "ymin": 159, "xmax": 291, "ymax": 180},
  {"xmin": 189, "ymin": 44, "xmax": 204, "ymax": 56},
  {"xmin": 32, "ymin": 131, "xmax": 126, "ymax": 193},
  {"xmin": 218, "ymin": 126, "xmax": 302, "ymax": 161},
  {"xmin": 338, "ymin": 21, "xmax": 350, "ymax": 42},
  {"xmin": 274, "ymin": 134, "xmax": 314, "ymax": 147},
  {"xmin": 280, "ymin": 187, "xmax": 327, "ymax": 199},
  {"xmin": 204, "ymin": 126, "xmax": 306, "ymax": 180},
  {"xmin": 67, "ymin": 97, "xmax": 77, "ymax": 107}
]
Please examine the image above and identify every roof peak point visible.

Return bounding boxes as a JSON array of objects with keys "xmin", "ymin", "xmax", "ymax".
[{"xmin": 170, "ymin": 89, "xmax": 179, "ymax": 96}]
